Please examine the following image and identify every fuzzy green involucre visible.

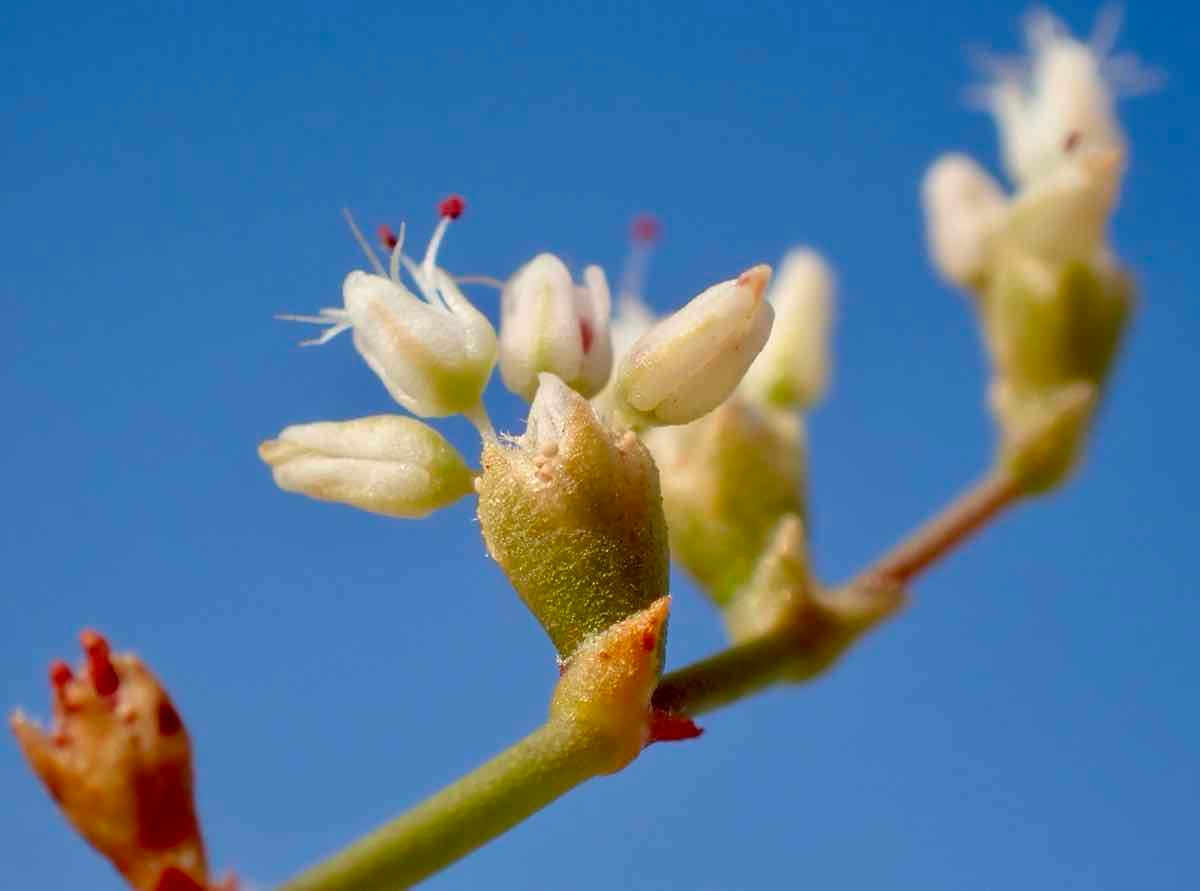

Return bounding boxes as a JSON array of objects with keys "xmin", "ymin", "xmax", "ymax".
[{"xmin": 476, "ymin": 375, "xmax": 669, "ymax": 658}]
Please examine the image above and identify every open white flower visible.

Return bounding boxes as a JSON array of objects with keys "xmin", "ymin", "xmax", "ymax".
[
  {"xmin": 282, "ymin": 196, "xmax": 497, "ymax": 420},
  {"xmin": 982, "ymin": 9, "xmax": 1157, "ymax": 189},
  {"xmin": 259, "ymin": 415, "xmax": 474, "ymax": 518},
  {"xmin": 614, "ymin": 265, "xmax": 773, "ymax": 427},
  {"xmin": 741, "ymin": 248, "xmax": 835, "ymax": 409},
  {"xmin": 499, "ymin": 253, "xmax": 613, "ymax": 401}
]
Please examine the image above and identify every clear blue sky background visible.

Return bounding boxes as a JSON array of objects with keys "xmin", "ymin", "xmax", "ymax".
[{"xmin": 3, "ymin": 1, "xmax": 1196, "ymax": 888}]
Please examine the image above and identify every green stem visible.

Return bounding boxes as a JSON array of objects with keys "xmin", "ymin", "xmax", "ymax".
[
  {"xmin": 282, "ymin": 468, "xmax": 1024, "ymax": 890},
  {"xmin": 280, "ymin": 720, "xmax": 606, "ymax": 891}
]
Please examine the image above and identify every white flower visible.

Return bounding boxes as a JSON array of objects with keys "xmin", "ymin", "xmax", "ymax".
[
  {"xmin": 499, "ymin": 253, "xmax": 613, "ymax": 401},
  {"xmin": 259, "ymin": 415, "xmax": 474, "ymax": 518},
  {"xmin": 282, "ymin": 196, "xmax": 497, "ymax": 419},
  {"xmin": 614, "ymin": 264, "xmax": 773, "ymax": 427},
  {"xmin": 982, "ymin": 9, "xmax": 1157, "ymax": 189},
  {"xmin": 741, "ymin": 248, "xmax": 835, "ymax": 409}
]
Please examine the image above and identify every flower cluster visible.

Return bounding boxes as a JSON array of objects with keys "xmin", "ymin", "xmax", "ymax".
[{"xmin": 922, "ymin": 10, "xmax": 1152, "ymax": 490}]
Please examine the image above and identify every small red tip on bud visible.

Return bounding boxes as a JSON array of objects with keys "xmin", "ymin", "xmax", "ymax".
[
  {"xmin": 631, "ymin": 214, "xmax": 661, "ymax": 244},
  {"xmin": 438, "ymin": 194, "xmax": 466, "ymax": 220},
  {"xmin": 80, "ymin": 629, "xmax": 119, "ymax": 696},
  {"xmin": 648, "ymin": 710, "xmax": 703, "ymax": 744},
  {"xmin": 377, "ymin": 223, "xmax": 399, "ymax": 250},
  {"xmin": 49, "ymin": 660, "xmax": 73, "ymax": 690}
]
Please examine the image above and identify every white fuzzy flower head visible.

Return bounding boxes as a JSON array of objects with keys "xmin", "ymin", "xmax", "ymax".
[
  {"xmin": 741, "ymin": 248, "xmax": 835, "ymax": 409},
  {"xmin": 282, "ymin": 196, "xmax": 498, "ymax": 419},
  {"xmin": 922, "ymin": 153, "xmax": 1011, "ymax": 288},
  {"xmin": 982, "ymin": 9, "xmax": 1158, "ymax": 190},
  {"xmin": 259, "ymin": 415, "xmax": 474, "ymax": 518},
  {"xmin": 499, "ymin": 253, "xmax": 613, "ymax": 401},
  {"xmin": 614, "ymin": 264, "xmax": 774, "ymax": 428}
]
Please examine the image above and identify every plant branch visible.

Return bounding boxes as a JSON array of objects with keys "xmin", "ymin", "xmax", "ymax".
[
  {"xmin": 280, "ymin": 720, "xmax": 608, "ymax": 891},
  {"xmin": 283, "ymin": 466, "xmax": 1025, "ymax": 889}
]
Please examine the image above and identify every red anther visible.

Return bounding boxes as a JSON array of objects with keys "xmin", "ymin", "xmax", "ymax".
[
  {"xmin": 438, "ymin": 194, "xmax": 466, "ymax": 220},
  {"xmin": 377, "ymin": 223, "xmax": 399, "ymax": 250},
  {"xmin": 80, "ymin": 629, "xmax": 119, "ymax": 696},
  {"xmin": 155, "ymin": 866, "xmax": 206, "ymax": 891},
  {"xmin": 49, "ymin": 659, "xmax": 73, "ymax": 688},
  {"xmin": 630, "ymin": 214, "xmax": 661, "ymax": 244},
  {"xmin": 579, "ymin": 318, "xmax": 595, "ymax": 354},
  {"xmin": 647, "ymin": 710, "xmax": 703, "ymax": 744}
]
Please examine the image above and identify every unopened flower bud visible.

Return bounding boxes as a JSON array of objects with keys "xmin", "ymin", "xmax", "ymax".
[
  {"xmin": 649, "ymin": 396, "xmax": 806, "ymax": 605},
  {"xmin": 10, "ymin": 632, "xmax": 215, "ymax": 891},
  {"xmin": 549, "ymin": 597, "xmax": 674, "ymax": 774},
  {"xmin": 499, "ymin": 253, "xmax": 613, "ymax": 401},
  {"xmin": 614, "ymin": 265, "xmax": 774, "ymax": 427},
  {"xmin": 476, "ymin": 374, "xmax": 668, "ymax": 658},
  {"xmin": 741, "ymin": 249, "xmax": 835, "ymax": 409},
  {"xmin": 259, "ymin": 415, "xmax": 474, "ymax": 518},
  {"xmin": 922, "ymin": 154, "xmax": 1009, "ymax": 289}
]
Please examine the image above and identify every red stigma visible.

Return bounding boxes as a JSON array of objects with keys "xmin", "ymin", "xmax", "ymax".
[
  {"xmin": 49, "ymin": 660, "xmax": 73, "ymax": 690},
  {"xmin": 438, "ymin": 194, "xmax": 466, "ymax": 220},
  {"xmin": 579, "ymin": 319, "xmax": 595, "ymax": 354},
  {"xmin": 377, "ymin": 224, "xmax": 399, "ymax": 250},
  {"xmin": 630, "ymin": 214, "xmax": 661, "ymax": 244},
  {"xmin": 648, "ymin": 710, "xmax": 703, "ymax": 744},
  {"xmin": 80, "ymin": 629, "xmax": 119, "ymax": 696}
]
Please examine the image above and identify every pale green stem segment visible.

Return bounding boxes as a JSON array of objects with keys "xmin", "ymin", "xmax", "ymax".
[
  {"xmin": 282, "ymin": 468, "xmax": 1024, "ymax": 891},
  {"xmin": 280, "ymin": 720, "xmax": 607, "ymax": 891}
]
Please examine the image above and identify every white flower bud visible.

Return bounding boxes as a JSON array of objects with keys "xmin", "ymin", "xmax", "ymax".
[
  {"xmin": 614, "ymin": 265, "xmax": 774, "ymax": 427},
  {"xmin": 259, "ymin": 415, "xmax": 474, "ymax": 518},
  {"xmin": 741, "ymin": 249, "xmax": 835, "ymax": 409},
  {"xmin": 283, "ymin": 200, "xmax": 498, "ymax": 419},
  {"xmin": 499, "ymin": 253, "xmax": 613, "ymax": 401},
  {"xmin": 922, "ymin": 154, "xmax": 1009, "ymax": 288}
]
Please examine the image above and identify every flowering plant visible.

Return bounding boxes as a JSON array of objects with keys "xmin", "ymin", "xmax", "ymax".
[{"xmin": 12, "ymin": 10, "xmax": 1156, "ymax": 890}]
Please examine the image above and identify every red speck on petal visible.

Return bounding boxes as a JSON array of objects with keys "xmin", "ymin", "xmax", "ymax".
[
  {"xmin": 80, "ymin": 629, "xmax": 119, "ymax": 696},
  {"xmin": 154, "ymin": 866, "xmax": 206, "ymax": 891},
  {"xmin": 630, "ymin": 214, "xmax": 661, "ymax": 244},
  {"xmin": 377, "ymin": 224, "xmax": 399, "ymax": 250},
  {"xmin": 647, "ymin": 710, "xmax": 703, "ymax": 744},
  {"xmin": 49, "ymin": 660, "xmax": 73, "ymax": 690},
  {"xmin": 579, "ymin": 319, "xmax": 595, "ymax": 354},
  {"xmin": 438, "ymin": 194, "xmax": 466, "ymax": 220}
]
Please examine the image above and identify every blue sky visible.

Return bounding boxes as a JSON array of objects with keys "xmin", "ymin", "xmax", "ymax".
[{"xmin": 2, "ymin": 1, "xmax": 1197, "ymax": 888}]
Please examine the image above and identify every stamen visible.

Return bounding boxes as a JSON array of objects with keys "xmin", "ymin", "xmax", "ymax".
[
  {"xmin": 618, "ymin": 213, "xmax": 661, "ymax": 306},
  {"xmin": 388, "ymin": 221, "xmax": 407, "ymax": 284},
  {"xmin": 79, "ymin": 629, "xmax": 119, "ymax": 696},
  {"xmin": 276, "ymin": 310, "xmax": 353, "ymax": 347},
  {"xmin": 455, "ymin": 274, "xmax": 506, "ymax": 289},
  {"xmin": 377, "ymin": 224, "xmax": 399, "ymax": 251},
  {"xmin": 422, "ymin": 194, "xmax": 466, "ymax": 288},
  {"xmin": 342, "ymin": 208, "xmax": 386, "ymax": 277}
]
